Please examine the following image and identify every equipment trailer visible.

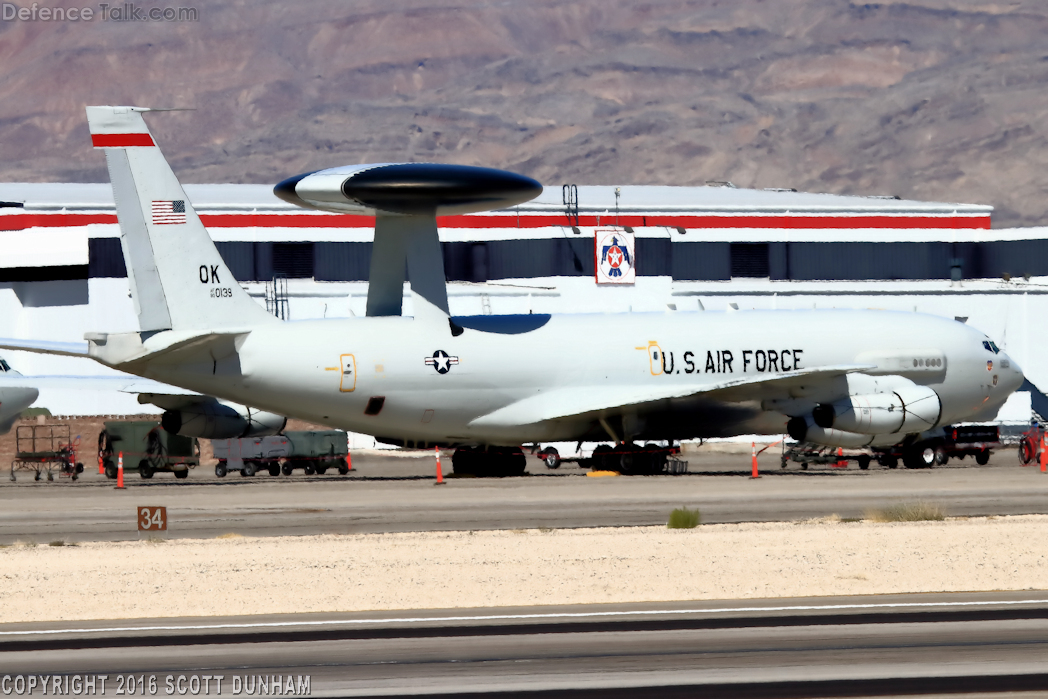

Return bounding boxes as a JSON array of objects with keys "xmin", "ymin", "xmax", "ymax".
[
  {"xmin": 212, "ymin": 430, "xmax": 349, "ymax": 477},
  {"xmin": 10, "ymin": 424, "xmax": 83, "ymax": 481}
]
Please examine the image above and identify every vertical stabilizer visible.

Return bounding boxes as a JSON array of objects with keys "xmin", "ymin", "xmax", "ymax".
[{"xmin": 86, "ymin": 106, "xmax": 276, "ymax": 332}]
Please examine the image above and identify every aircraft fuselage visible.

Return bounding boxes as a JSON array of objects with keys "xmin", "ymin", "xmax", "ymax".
[{"xmin": 135, "ymin": 308, "xmax": 1022, "ymax": 446}]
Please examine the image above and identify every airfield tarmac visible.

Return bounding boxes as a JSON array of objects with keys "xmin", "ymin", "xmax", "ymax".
[
  {"xmin": 4, "ymin": 447, "xmax": 1048, "ymax": 697},
  {"xmin": 0, "ymin": 446, "xmax": 1045, "ymax": 543}
]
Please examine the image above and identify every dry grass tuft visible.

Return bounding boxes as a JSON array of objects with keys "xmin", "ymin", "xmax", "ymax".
[
  {"xmin": 865, "ymin": 501, "xmax": 946, "ymax": 522},
  {"xmin": 668, "ymin": 507, "xmax": 701, "ymax": 529},
  {"xmin": 799, "ymin": 514, "xmax": 842, "ymax": 525},
  {"xmin": 215, "ymin": 533, "xmax": 244, "ymax": 540}
]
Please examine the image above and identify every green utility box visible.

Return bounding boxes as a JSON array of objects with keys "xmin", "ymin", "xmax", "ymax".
[{"xmin": 99, "ymin": 420, "xmax": 199, "ymax": 479}]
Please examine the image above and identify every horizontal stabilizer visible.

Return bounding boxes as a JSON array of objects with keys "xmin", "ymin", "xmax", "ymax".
[
  {"xmin": 470, "ymin": 364, "xmax": 875, "ymax": 427},
  {"xmin": 0, "ymin": 373, "xmax": 198, "ymax": 395},
  {"xmin": 0, "ymin": 338, "xmax": 89, "ymax": 357}
]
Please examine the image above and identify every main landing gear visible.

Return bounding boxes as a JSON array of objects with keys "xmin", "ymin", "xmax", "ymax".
[
  {"xmin": 451, "ymin": 446, "xmax": 527, "ymax": 477},
  {"xmin": 589, "ymin": 443, "xmax": 670, "ymax": 475}
]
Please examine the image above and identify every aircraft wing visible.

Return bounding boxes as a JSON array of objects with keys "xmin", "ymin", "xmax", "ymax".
[{"xmin": 470, "ymin": 364, "xmax": 875, "ymax": 427}]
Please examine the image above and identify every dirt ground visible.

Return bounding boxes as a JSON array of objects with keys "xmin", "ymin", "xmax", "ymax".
[{"xmin": 1, "ymin": 515, "xmax": 1045, "ymax": 624}]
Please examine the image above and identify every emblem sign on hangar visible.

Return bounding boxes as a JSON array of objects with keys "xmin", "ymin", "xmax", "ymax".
[{"xmin": 594, "ymin": 228, "xmax": 636, "ymax": 285}]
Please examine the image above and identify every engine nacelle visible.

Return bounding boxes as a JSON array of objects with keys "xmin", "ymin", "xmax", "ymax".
[
  {"xmin": 813, "ymin": 385, "xmax": 942, "ymax": 435},
  {"xmin": 161, "ymin": 401, "xmax": 287, "ymax": 439},
  {"xmin": 787, "ymin": 416, "xmax": 902, "ymax": 449}
]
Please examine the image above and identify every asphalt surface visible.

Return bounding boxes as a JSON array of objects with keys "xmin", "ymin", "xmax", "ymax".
[
  {"xmin": 2, "ymin": 592, "xmax": 1047, "ymax": 697},
  {"xmin": 0, "ymin": 447, "xmax": 1045, "ymax": 543}
]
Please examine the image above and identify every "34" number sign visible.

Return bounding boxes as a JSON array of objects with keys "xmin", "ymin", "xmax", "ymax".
[{"xmin": 138, "ymin": 506, "xmax": 167, "ymax": 531}]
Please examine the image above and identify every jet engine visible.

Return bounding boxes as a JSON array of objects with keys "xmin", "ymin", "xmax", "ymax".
[
  {"xmin": 786, "ymin": 417, "xmax": 903, "ymax": 449},
  {"xmin": 812, "ymin": 385, "xmax": 941, "ymax": 435},
  {"xmin": 161, "ymin": 401, "xmax": 287, "ymax": 439}
]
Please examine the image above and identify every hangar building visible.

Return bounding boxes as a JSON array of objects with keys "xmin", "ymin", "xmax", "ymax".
[{"xmin": 0, "ymin": 181, "xmax": 1043, "ymax": 429}]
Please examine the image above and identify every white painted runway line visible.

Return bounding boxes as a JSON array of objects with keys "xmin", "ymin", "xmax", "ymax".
[{"xmin": 3, "ymin": 598, "xmax": 1046, "ymax": 637}]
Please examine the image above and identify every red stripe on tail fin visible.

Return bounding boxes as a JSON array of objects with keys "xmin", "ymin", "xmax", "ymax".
[{"xmin": 91, "ymin": 133, "xmax": 155, "ymax": 148}]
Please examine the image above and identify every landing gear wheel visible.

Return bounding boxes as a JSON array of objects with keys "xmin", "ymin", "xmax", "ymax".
[
  {"xmin": 880, "ymin": 455, "xmax": 898, "ymax": 469},
  {"xmin": 857, "ymin": 455, "xmax": 871, "ymax": 470},
  {"xmin": 281, "ymin": 463, "xmax": 294, "ymax": 476},
  {"xmin": 303, "ymin": 462, "xmax": 316, "ymax": 476},
  {"xmin": 242, "ymin": 462, "xmax": 256, "ymax": 477},
  {"xmin": 903, "ymin": 444, "xmax": 937, "ymax": 469},
  {"xmin": 104, "ymin": 461, "xmax": 117, "ymax": 479},
  {"xmin": 139, "ymin": 460, "xmax": 154, "ymax": 479},
  {"xmin": 780, "ymin": 458, "xmax": 788, "ymax": 469},
  {"xmin": 452, "ymin": 447, "xmax": 477, "ymax": 476},
  {"xmin": 801, "ymin": 462, "xmax": 808, "ymax": 470},
  {"xmin": 613, "ymin": 443, "xmax": 636, "ymax": 474},
  {"xmin": 338, "ymin": 465, "xmax": 350, "ymax": 475},
  {"xmin": 976, "ymin": 449, "xmax": 991, "ymax": 466},
  {"xmin": 215, "ymin": 462, "xmax": 228, "ymax": 478},
  {"xmin": 592, "ymin": 444, "xmax": 614, "ymax": 472},
  {"xmin": 268, "ymin": 464, "xmax": 281, "ymax": 477},
  {"xmin": 540, "ymin": 447, "xmax": 561, "ymax": 470},
  {"xmin": 174, "ymin": 469, "xmax": 189, "ymax": 479},
  {"xmin": 315, "ymin": 465, "xmax": 328, "ymax": 475},
  {"xmin": 645, "ymin": 443, "xmax": 668, "ymax": 474}
]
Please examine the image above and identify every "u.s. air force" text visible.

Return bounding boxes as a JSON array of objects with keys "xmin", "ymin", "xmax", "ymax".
[{"xmin": 662, "ymin": 349, "xmax": 804, "ymax": 375}]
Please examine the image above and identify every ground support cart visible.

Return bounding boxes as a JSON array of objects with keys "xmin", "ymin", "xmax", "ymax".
[
  {"xmin": 212, "ymin": 430, "xmax": 349, "ymax": 477},
  {"xmin": 10, "ymin": 424, "xmax": 83, "ymax": 481},
  {"xmin": 1018, "ymin": 425, "xmax": 1044, "ymax": 466},
  {"xmin": 99, "ymin": 421, "xmax": 199, "ymax": 479},
  {"xmin": 781, "ymin": 443, "xmax": 871, "ymax": 470}
]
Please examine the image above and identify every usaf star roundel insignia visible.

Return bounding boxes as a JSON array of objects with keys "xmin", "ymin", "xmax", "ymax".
[{"xmin": 425, "ymin": 349, "xmax": 460, "ymax": 374}]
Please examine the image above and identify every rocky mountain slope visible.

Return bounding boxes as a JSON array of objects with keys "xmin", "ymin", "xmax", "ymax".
[{"xmin": 2, "ymin": 0, "xmax": 1048, "ymax": 226}]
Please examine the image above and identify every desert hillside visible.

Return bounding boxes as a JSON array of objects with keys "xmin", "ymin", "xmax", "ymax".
[{"xmin": 2, "ymin": 1, "xmax": 1048, "ymax": 226}]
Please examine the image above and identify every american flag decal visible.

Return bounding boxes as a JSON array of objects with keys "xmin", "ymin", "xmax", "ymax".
[{"xmin": 151, "ymin": 200, "xmax": 187, "ymax": 225}]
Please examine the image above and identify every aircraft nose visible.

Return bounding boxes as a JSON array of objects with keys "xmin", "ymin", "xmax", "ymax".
[{"xmin": 1001, "ymin": 353, "xmax": 1024, "ymax": 393}]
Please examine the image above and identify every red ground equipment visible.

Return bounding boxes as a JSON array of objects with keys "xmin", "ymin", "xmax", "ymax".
[{"xmin": 10, "ymin": 424, "xmax": 83, "ymax": 482}]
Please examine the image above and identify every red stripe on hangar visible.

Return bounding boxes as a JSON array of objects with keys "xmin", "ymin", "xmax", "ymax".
[
  {"xmin": 91, "ymin": 133, "xmax": 155, "ymax": 148},
  {"xmin": 0, "ymin": 211, "xmax": 993, "ymax": 231}
]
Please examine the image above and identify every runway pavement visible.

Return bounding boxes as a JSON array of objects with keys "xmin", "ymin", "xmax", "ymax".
[
  {"xmin": 1, "ymin": 592, "xmax": 1047, "ymax": 697},
  {"xmin": 1, "ymin": 448, "xmax": 1047, "ymax": 543}
]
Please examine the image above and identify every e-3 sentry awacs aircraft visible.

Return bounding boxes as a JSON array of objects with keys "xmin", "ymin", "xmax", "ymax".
[{"xmin": 0, "ymin": 106, "xmax": 1026, "ymax": 474}]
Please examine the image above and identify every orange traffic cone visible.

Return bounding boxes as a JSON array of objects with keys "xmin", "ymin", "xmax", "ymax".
[
  {"xmin": 115, "ymin": 451, "xmax": 125, "ymax": 489},
  {"xmin": 97, "ymin": 454, "xmax": 103, "ymax": 475},
  {"xmin": 345, "ymin": 452, "xmax": 354, "ymax": 472},
  {"xmin": 750, "ymin": 441, "xmax": 760, "ymax": 479},
  {"xmin": 835, "ymin": 447, "xmax": 847, "ymax": 468},
  {"xmin": 434, "ymin": 446, "xmax": 445, "ymax": 485},
  {"xmin": 1041, "ymin": 434, "xmax": 1047, "ymax": 474}
]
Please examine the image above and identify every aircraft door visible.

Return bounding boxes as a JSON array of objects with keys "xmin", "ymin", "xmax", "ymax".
[
  {"xmin": 340, "ymin": 354, "xmax": 357, "ymax": 392},
  {"xmin": 648, "ymin": 342, "xmax": 663, "ymax": 376}
]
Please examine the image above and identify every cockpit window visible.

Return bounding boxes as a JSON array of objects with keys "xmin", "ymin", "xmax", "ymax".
[
  {"xmin": 0, "ymin": 359, "xmax": 9, "ymax": 372},
  {"xmin": 982, "ymin": 340, "xmax": 1000, "ymax": 354}
]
